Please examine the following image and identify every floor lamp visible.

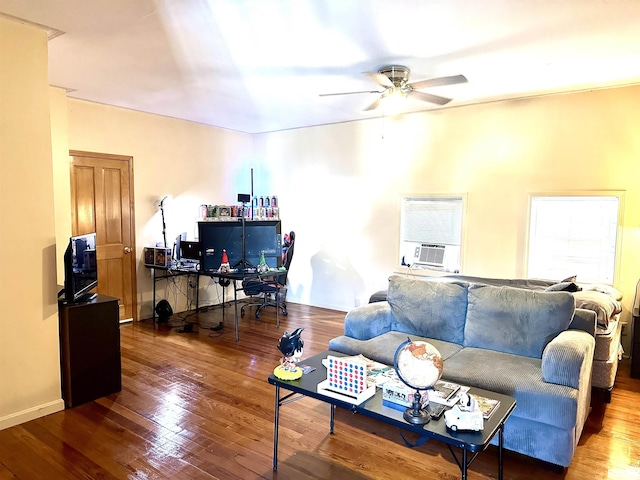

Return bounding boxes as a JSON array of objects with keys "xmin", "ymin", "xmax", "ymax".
[{"xmin": 159, "ymin": 195, "xmax": 169, "ymax": 248}]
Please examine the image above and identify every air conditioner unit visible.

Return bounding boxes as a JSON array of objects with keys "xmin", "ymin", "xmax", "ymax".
[
  {"xmin": 413, "ymin": 244, "xmax": 447, "ymax": 267},
  {"xmin": 399, "ymin": 242, "xmax": 460, "ymax": 272}
]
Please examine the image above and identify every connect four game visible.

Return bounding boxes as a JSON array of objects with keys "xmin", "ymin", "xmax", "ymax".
[
  {"xmin": 326, "ymin": 356, "xmax": 367, "ymax": 395},
  {"xmin": 317, "ymin": 355, "xmax": 376, "ymax": 404}
]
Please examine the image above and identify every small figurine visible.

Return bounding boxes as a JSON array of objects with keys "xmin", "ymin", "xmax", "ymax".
[
  {"xmin": 457, "ymin": 392, "xmax": 477, "ymax": 412},
  {"xmin": 444, "ymin": 393, "xmax": 484, "ymax": 431},
  {"xmin": 219, "ymin": 249, "xmax": 230, "ymax": 273},
  {"xmin": 274, "ymin": 328, "xmax": 304, "ymax": 380},
  {"xmin": 257, "ymin": 251, "xmax": 269, "ymax": 274}
]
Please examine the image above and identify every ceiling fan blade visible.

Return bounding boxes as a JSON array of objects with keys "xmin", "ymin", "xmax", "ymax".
[
  {"xmin": 365, "ymin": 72, "xmax": 394, "ymax": 88},
  {"xmin": 408, "ymin": 74, "xmax": 468, "ymax": 90},
  {"xmin": 363, "ymin": 96, "xmax": 383, "ymax": 111},
  {"xmin": 319, "ymin": 90, "xmax": 381, "ymax": 97},
  {"xmin": 409, "ymin": 90, "xmax": 452, "ymax": 106}
]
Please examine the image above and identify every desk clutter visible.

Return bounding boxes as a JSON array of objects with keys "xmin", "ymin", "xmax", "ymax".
[
  {"xmin": 143, "ymin": 191, "xmax": 292, "ymax": 337},
  {"xmin": 198, "ymin": 219, "xmax": 283, "ymax": 273},
  {"xmin": 200, "ymin": 194, "xmax": 279, "ymax": 221}
]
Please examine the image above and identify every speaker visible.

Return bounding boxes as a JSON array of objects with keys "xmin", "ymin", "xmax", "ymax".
[{"xmin": 155, "ymin": 299, "xmax": 173, "ymax": 322}]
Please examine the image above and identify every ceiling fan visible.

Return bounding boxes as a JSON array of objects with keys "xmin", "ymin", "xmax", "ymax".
[{"xmin": 320, "ymin": 65, "xmax": 467, "ymax": 111}]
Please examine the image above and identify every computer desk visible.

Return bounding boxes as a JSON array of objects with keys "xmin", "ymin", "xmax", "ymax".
[
  {"xmin": 148, "ymin": 265, "xmax": 284, "ymax": 341},
  {"xmin": 148, "ymin": 265, "xmax": 200, "ymax": 321},
  {"xmin": 206, "ymin": 269, "xmax": 285, "ymax": 341}
]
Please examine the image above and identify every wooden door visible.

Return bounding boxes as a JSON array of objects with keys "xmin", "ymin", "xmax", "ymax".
[{"xmin": 70, "ymin": 151, "xmax": 137, "ymax": 321}]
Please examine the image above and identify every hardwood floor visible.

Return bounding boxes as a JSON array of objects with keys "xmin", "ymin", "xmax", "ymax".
[{"xmin": 1, "ymin": 303, "xmax": 639, "ymax": 479}]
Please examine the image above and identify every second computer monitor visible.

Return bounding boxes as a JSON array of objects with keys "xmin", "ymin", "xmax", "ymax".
[{"xmin": 198, "ymin": 220, "xmax": 282, "ymax": 272}]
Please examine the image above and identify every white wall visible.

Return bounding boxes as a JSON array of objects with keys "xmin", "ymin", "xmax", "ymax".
[
  {"xmin": 255, "ymin": 87, "xmax": 640, "ymax": 354},
  {"xmin": 50, "ymin": 86, "xmax": 72, "ymax": 285},
  {"xmin": 0, "ymin": 18, "xmax": 64, "ymax": 429}
]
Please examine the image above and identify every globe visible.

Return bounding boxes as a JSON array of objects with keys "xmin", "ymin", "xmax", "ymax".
[{"xmin": 394, "ymin": 339, "xmax": 444, "ymax": 424}]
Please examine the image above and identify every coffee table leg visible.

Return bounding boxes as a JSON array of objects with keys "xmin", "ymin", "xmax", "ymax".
[
  {"xmin": 498, "ymin": 423, "xmax": 504, "ymax": 480},
  {"xmin": 330, "ymin": 404, "xmax": 335, "ymax": 434},
  {"xmin": 462, "ymin": 448, "xmax": 467, "ymax": 480},
  {"xmin": 273, "ymin": 385, "xmax": 280, "ymax": 471}
]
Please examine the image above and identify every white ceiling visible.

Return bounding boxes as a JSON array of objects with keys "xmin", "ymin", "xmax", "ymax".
[{"xmin": 2, "ymin": 1, "xmax": 640, "ymax": 134}]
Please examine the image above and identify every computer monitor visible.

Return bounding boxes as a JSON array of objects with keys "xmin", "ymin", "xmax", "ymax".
[
  {"xmin": 198, "ymin": 220, "xmax": 281, "ymax": 272},
  {"xmin": 244, "ymin": 221, "xmax": 281, "ymax": 268},
  {"xmin": 181, "ymin": 241, "xmax": 201, "ymax": 263},
  {"xmin": 198, "ymin": 221, "xmax": 243, "ymax": 271},
  {"xmin": 173, "ymin": 232, "xmax": 187, "ymax": 261}
]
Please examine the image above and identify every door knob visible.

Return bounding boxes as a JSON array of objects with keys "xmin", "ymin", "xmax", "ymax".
[{"xmin": 124, "ymin": 246, "xmax": 132, "ymax": 254}]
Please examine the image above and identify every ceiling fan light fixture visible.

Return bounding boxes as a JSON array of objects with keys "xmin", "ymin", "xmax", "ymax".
[
  {"xmin": 378, "ymin": 65, "xmax": 411, "ymax": 88},
  {"xmin": 321, "ymin": 64, "xmax": 466, "ymax": 112},
  {"xmin": 381, "ymin": 87, "xmax": 408, "ymax": 114}
]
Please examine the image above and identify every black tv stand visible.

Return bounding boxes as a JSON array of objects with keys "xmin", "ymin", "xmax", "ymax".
[
  {"xmin": 78, "ymin": 292, "xmax": 98, "ymax": 303},
  {"xmin": 58, "ymin": 294, "xmax": 121, "ymax": 408},
  {"xmin": 57, "ymin": 291, "xmax": 98, "ymax": 304}
]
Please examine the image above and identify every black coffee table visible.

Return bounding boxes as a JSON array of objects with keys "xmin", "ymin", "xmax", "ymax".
[{"xmin": 268, "ymin": 350, "xmax": 516, "ymax": 480}]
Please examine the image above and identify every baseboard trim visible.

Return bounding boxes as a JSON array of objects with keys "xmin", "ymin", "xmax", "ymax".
[{"xmin": 0, "ymin": 399, "xmax": 65, "ymax": 431}]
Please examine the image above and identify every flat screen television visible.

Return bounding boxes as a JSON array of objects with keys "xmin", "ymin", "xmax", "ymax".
[
  {"xmin": 60, "ymin": 232, "xmax": 98, "ymax": 303},
  {"xmin": 198, "ymin": 220, "xmax": 281, "ymax": 272}
]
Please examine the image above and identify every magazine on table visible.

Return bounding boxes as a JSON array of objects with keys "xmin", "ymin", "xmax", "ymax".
[
  {"xmin": 432, "ymin": 380, "xmax": 461, "ymax": 400},
  {"xmin": 429, "ymin": 381, "xmax": 469, "ymax": 406},
  {"xmin": 471, "ymin": 394, "xmax": 501, "ymax": 419},
  {"xmin": 358, "ymin": 356, "xmax": 396, "ymax": 387},
  {"xmin": 367, "ymin": 366, "xmax": 397, "ymax": 387}
]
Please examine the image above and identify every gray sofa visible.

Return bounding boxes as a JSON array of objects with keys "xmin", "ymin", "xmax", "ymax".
[
  {"xmin": 368, "ymin": 273, "xmax": 623, "ymax": 401},
  {"xmin": 328, "ymin": 275, "xmax": 597, "ymax": 468}
]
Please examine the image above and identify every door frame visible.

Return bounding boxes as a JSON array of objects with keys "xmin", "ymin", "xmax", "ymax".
[{"xmin": 69, "ymin": 150, "xmax": 138, "ymax": 321}]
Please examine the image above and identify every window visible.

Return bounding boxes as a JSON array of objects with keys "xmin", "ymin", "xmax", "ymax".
[
  {"xmin": 527, "ymin": 194, "xmax": 622, "ymax": 284},
  {"xmin": 399, "ymin": 196, "xmax": 464, "ymax": 271}
]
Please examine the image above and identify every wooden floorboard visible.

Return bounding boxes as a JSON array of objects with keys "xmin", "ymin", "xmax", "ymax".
[{"xmin": 1, "ymin": 302, "xmax": 639, "ymax": 479}]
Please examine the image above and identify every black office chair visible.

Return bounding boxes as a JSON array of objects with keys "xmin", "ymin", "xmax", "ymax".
[{"xmin": 241, "ymin": 232, "xmax": 295, "ymax": 319}]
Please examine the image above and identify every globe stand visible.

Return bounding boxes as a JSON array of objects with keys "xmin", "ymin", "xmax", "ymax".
[
  {"xmin": 403, "ymin": 389, "xmax": 430, "ymax": 425},
  {"xmin": 394, "ymin": 338, "xmax": 443, "ymax": 426}
]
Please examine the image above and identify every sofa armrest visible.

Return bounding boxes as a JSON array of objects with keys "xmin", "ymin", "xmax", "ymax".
[
  {"xmin": 568, "ymin": 308, "xmax": 597, "ymax": 337},
  {"xmin": 541, "ymin": 330, "xmax": 595, "ymax": 388},
  {"xmin": 343, "ymin": 301, "xmax": 395, "ymax": 340}
]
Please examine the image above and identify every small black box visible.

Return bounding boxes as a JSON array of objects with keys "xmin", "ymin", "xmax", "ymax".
[{"xmin": 237, "ymin": 193, "xmax": 251, "ymax": 203}]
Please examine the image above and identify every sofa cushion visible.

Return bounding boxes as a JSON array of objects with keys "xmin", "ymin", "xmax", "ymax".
[
  {"xmin": 442, "ymin": 347, "xmax": 579, "ymax": 429},
  {"xmin": 463, "ymin": 284, "xmax": 575, "ymax": 358},
  {"xmin": 387, "ymin": 275, "xmax": 468, "ymax": 344}
]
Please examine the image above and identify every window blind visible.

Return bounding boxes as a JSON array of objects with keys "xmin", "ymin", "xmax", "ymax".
[
  {"xmin": 528, "ymin": 196, "xmax": 619, "ymax": 284},
  {"xmin": 401, "ymin": 197, "xmax": 463, "ymax": 246}
]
